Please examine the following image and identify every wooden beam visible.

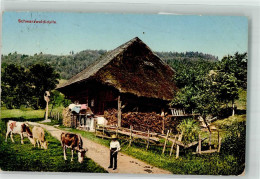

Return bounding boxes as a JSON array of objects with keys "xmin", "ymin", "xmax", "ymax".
[
  {"xmin": 209, "ymin": 132, "xmax": 212, "ymax": 150},
  {"xmin": 102, "ymin": 124, "xmax": 105, "ymax": 139},
  {"xmin": 96, "ymin": 127, "xmax": 160, "ymax": 142},
  {"xmin": 116, "ymin": 126, "xmax": 118, "ymax": 137},
  {"xmin": 94, "ymin": 119, "xmax": 97, "ymax": 136},
  {"xmin": 218, "ymin": 131, "xmax": 222, "ymax": 153},
  {"xmin": 193, "ymin": 149, "xmax": 217, "ymax": 154},
  {"xmin": 129, "ymin": 125, "xmax": 133, "ymax": 147},
  {"xmin": 184, "ymin": 137, "xmax": 207, "ymax": 149},
  {"xmin": 161, "ymin": 109, "xmax": 165, "ymax": 134},
  {"xmin": 176, "ymin": 131, "xmax": 183, "ymax": 159},
  {"xmin": 146, "ymin": 129, "xmax": 150, "ymax": 151},
  {"xmin": 160, "ymin": 135, "xmax": 185, "ymax": 147},
  {"xmin": 118, "ymin": 95, "xmax": 122, "ymax": 127},
  {"xmin": 170, "ymin": 135, "xmax": 177, "ymax": 156},
  {"xmin": 162, "ymin": 130, "xmax": 169, "ymax": 154},
  {"xmin": 198, "ymin": 134, "xmax": 201, "ymax": 154}
]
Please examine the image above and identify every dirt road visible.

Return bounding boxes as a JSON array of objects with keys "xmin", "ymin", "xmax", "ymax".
[{"xmin": 28, "ymin": 122, "xmax": 171, "ymax": 174}]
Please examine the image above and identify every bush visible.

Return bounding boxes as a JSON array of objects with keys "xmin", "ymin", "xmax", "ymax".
[
  {"xmin": 218, "ymin": 116, "xmax": 246, "ymax": 174},
  {"xmin": 50, "ymin": 90, "xmax": 71, "ymax": 108},
  {"xmin": 221, "ymin": 121, "xmax": 246, "ymax": 162},
  {"xmin": 177, "ymin": 118, "xmax": 200, "ymax": 145}
]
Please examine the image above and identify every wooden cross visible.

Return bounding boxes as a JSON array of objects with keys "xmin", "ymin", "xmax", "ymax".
[{"xmin": 44, "ymin": 91, "xmax": 50, "ymax": 121}]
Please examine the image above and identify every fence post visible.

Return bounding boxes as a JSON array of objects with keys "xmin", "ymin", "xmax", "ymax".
[
  {"xmin": 146, "ymin": 129, "xmax": 150, "ymax": 151},
  {"xmin": 102, "ymin": 124, "xmax": 105, "ymax": 139},
  {"xmin": 129, "ymin": 126, "xmax": 133, "ymax": 147},
  {"xmin": 198, "ymin": 134, "xmax": 202, "ymax": 154},
  {"xmin": 58, "ymin": 112, "xmax": 60, "ymax": 122},
  {"xmin": 162, "ymin": 130, "xmax": 170, "ymax": 154},
  {"xmin": 161, "ymin": 109, "xmax": 165, "ymax": 134},
  {"xmin": 218, "ymin": 131, "xmax": 222, "ymax": 153},
  {"xmin": 176, "ymin": 131, "xmax": 183, "ymax": 159},
  {"xmin": 170, "ymin": 135, "xmax": 176, "ymax": 156},
  {"xmin": 94, "ymin": 119, "xmax": 97, "ymax": 136},
  {"xmin": 116, "ymin": 126, "xmax": 118, "ymax": 137},
  {"xmin": 209, "ymin": 132, "xmax": 211, "ymax": 150},
  {"xmin": 118, "ymin": 95, "xmax": 122, "ymax": 127}
]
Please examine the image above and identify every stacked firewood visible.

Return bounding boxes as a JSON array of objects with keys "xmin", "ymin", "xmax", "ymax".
[
  {"xmin": 104, "ymin": 108, "xmax": 118, "ymax": 124},
  {"xmin": 62, "ymin": 107, "xmax": 72, "ymax": 127},
  {"xmin": 104, "ymin": 108, "xmax": 179, "ymax": 133}
]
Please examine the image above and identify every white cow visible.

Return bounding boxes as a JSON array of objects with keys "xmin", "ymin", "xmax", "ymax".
[
  {"xmin": 5, "ymin": 120, "xmax": 34, "ymax": 144},
  {"xmin": 32, "ymin": 126, "xmax": 48, "ymax": 149},
  {"xmin": 96, "ymin": 116, "xmax": 108, "ymax": 126}
]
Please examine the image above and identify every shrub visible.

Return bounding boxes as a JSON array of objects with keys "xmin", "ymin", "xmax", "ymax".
[{"xmin": 177, "ymin": 118, "xmax": 200, "ymax": 145}]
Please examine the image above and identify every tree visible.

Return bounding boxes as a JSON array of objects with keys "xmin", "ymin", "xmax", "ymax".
[
  {"xmin": 1, "ymin": 64, "xmax": 60, "ymax": 109},
  {"xmin": 172, "ymin": 59, "xmax": 217, "ymax": 89},
  {"xmin": 29, "ymin": 64, "xmax": 60, "ymax": 108},
  {"xmin": 1, "ymin": 64, "xmax": 31, "ymax": 108},
  {"xmin": 171, "ymin": 52, "xmax": 246, "ymax": 121},
  {"xmin": 171, "ymin": 86, "xmax": 197, "ymax": 114},
  {"xmin": 214, "ymin": 52, "xmax": 246, "ymax": 115},
  {"xmin": 211, "ymin": 72, "xmax": 239, "ymax": 116},
  {"xmin": 218, "ymin": 52, "xmax": 247, "ymax": 89}
]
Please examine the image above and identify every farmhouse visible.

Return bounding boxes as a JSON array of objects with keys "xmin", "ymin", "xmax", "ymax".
[{"xmin": 57, "ymin": 37, "xmax": 177, "ymax": 123}]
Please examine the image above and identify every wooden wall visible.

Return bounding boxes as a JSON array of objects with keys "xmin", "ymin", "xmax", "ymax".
[{"xmin": 60, "ymin": 80, "xmax": 170, "ymax": 115}]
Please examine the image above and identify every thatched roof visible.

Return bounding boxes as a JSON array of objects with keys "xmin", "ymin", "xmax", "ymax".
[{"xmin": 57, "ymin": 37, "xmax": 176, "ymax": 101}]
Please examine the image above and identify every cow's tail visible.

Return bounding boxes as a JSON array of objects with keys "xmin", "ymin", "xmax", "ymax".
[{"xmin": 60, "ymin": 132, "xmax": 64, "ymax": 147}]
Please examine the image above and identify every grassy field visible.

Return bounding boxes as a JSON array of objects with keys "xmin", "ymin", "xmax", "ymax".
[
  {"xmin": 0, "ymin": 120, "xmax": 107, "ymax": 173},
  {"xmin": 0, "ymin": 107, "xmax": 45, "ymax": 121}
]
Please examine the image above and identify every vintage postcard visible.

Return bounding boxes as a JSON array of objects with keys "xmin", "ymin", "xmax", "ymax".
[{"xmin": 0, "ymin": 12, "xmax": 247, "ymax": 175}]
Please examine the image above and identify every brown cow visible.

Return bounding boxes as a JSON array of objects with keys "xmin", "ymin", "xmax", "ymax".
[{"xmin": 61, "ymin": 132, "xmax": 87, "ymax": 163}]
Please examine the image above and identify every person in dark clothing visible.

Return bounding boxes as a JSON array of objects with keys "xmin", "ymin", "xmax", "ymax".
[{"xmin": 108, "ymin": 134, "xmax": 121, "ymax": 170}]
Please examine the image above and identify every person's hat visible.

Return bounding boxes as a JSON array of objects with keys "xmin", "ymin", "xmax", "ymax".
[{"xmin": 111, "ymin": 134, "xmax": 117, "ymax": 139}]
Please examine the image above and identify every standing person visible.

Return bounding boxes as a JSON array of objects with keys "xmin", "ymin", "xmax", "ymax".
[{"xmin": 108, "ymin": 134, "xmax": 120, "ymax": 170}]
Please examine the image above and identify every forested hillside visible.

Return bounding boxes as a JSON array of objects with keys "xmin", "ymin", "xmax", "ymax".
[
  {"xmin": 1, "ymin": 50, "xmax": 106, "ymax": 80},
  {"xmin": 156, "ymin": 51, "xmax": 218, "ymax": 62},
  {"xmin": 1, "ymin": 50, "xmax": 218, "ymax": 80}
]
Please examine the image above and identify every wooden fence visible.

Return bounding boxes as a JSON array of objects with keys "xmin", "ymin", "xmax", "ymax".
[
  {"xmin": 48, "ymin": 111, "xmax": 62, "ymax": 123},
  {"xmin": 51, "ymin": 111, "xmax": 222, "ymax": 158},
  {"xmin": 94, "ymin": 123, "xmax": 222, "ymax": 158}
]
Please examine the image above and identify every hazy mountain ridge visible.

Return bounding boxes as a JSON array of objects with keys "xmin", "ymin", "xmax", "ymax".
[{"xmin": 1, "ymin": 50, "xmax": 218, "ymax": 79}]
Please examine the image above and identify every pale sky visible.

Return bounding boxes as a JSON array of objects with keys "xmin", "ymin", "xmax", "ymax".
[{"xmin": 2, "ymin": 12, "xmax": 248, "ymax": 59}]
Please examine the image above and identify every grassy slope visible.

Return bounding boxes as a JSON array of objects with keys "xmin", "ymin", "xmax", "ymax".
[
  {"xmin": 0, "ymin": 120, "xmax": 107, "ymax": 173},
  {"xmin": 0, "ymin": 108, "xmax": 45, "ymax": 120},
  {"xmin": 235, "ymin": 89, "xmax": 247, "ymax": 110}
]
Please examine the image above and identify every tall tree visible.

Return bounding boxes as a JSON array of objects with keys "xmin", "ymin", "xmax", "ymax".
[
  {"xmin": 218, "ymin": 52, "xmax": 247, "ymax": 89},
  {"xmin": 29, "ymin": 64, "xmax": 60, "ymax": 108},
  {"xmin": 211, "ymin": 72, "xmax": 239, "ymax": 116},
  {"xmin": 1, "ymin": 64, "xmax": 60, "ymax": 109},
  {"xmin": 1, "ymin": 64, "xmax": 31, "ymax": 108}
]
